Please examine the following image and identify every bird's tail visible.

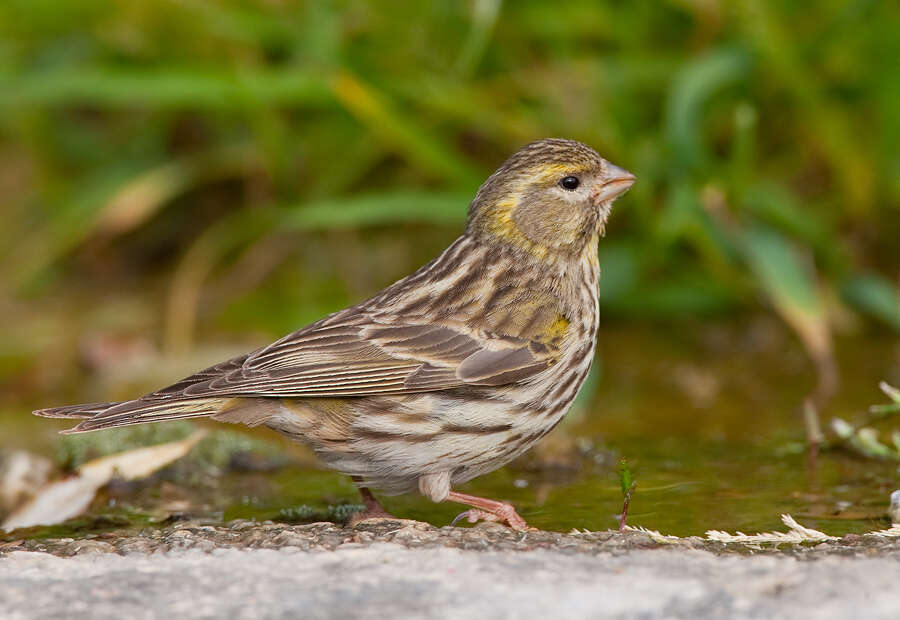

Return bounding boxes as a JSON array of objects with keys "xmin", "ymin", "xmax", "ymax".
[
  {"xmin": 33, "ymin": 402, "xmax": 124, "ymax": 420},
  {"xmin": 33, "ymin": 397, "xmax": 279, "ymax": 434}
]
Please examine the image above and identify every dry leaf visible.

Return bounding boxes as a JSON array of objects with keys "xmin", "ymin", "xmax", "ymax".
[{"xmin": 1, "ymin": 430, "xmax": 207, "ymax": 531}]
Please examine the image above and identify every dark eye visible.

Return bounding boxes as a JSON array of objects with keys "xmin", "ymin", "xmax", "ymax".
[{"xmin": 560, "ymin": 176, "xmax": 580, "ymax": 191}]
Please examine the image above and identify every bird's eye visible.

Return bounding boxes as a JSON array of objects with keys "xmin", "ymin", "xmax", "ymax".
[{"xmin": 559, "ymin": 176, "xmax": 580, "ymax": 191}]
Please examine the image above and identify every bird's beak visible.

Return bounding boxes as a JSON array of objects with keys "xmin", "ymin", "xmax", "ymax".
[{"xmin": 592, "ymin": 163, "xmax": 636, "ymax": 204}]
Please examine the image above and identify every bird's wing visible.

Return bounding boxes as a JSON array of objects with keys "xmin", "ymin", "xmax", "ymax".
[{"xmin": 141, "ymin": 312, "xmax": 559, "ymax": 401}]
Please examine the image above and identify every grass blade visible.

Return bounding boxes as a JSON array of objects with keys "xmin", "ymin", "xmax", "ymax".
[
  {"xmin": 841, "ymin": 273, "xmax": 900, "ymax": 332},
  {"xmin": 741, "ymin": 226, "xmax": 835, "ymax": 401}
]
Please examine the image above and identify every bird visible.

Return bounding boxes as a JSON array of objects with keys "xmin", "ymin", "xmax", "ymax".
[{"xmin": 34, "ymin": 138, "xmax": 635, "ymax": 530}]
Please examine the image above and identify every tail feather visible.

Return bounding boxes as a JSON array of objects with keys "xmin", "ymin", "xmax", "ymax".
[
  {"xmin": 35, "ymin": 396, "xmax": 282, "ymax": 434},
  {"xmin": 33, "ymin": 402, "xmax": 123, "ymax": 420},
  {"xmin": 64, "ymin": 397, "xmax": 230, "ymax": 433}
]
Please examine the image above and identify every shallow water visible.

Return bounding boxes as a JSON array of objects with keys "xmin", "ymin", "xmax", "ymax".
[{"xmin": 3, "ymin": 319, "xmax": 899, "ymax": 539}]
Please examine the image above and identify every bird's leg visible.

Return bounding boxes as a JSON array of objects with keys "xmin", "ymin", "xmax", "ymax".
[
  {"xmin": 359, "ymin": 487, "xmax": 393, "ymax": 516},
  {"xmin": 346, "ymin": 485, "xmax": 396, "ymax": 525},
  {"xmin": 446, "ymin": 491, "xmax": 529, "ymax": 531}
]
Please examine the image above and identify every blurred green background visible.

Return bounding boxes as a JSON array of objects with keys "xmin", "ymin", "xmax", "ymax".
[{"xmin": 1, "ymin": 1, "xmax": 899, "ymax": 535}]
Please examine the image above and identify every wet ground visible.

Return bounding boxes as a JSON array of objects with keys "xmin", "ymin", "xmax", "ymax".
[
  {"xmin": 2, "ymin": 320, "xmax": 899, "ymax": 620},
  {"xmin": 2, "ymin": 319, "xmax": 899, "ymax": 540}
]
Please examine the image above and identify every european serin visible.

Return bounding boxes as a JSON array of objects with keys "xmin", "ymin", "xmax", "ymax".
[{"xmin": 36, "ymin": 138, "xmax": 635, "ymax": 530}]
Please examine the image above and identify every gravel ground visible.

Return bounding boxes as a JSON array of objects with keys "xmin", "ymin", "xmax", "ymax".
[
  {"xmin": 2, "ymin": 518, "xmax": 899, "ymax": 557},
  {"xmin": 2, "ymin": 520, "xmax": 899, "ymax": 619}
]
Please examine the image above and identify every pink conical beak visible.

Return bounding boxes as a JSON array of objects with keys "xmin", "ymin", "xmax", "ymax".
[{"xmin": 593, "ymin": 163, "xmax": 636, "ymax": 204}]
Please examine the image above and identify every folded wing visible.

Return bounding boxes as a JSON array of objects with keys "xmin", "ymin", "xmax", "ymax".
[{"xmin": 51, "ymin": 311, "xmax": 558, "ymax": 432}]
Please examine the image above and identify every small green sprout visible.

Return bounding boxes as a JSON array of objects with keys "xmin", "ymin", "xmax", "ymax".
[{"xmin": 616, "ymin": 457, "xmax": 637, "ymax": 531}]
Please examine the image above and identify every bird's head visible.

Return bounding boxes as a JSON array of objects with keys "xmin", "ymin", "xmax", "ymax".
[{"xmin": 465, "ymin": 138, "xmax": 635, "ymax": 259}]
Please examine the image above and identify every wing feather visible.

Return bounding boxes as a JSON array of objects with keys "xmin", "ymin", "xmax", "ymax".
[{"xmin": 129, "ymin": 311, "xmax": 558, "ymax": 403}]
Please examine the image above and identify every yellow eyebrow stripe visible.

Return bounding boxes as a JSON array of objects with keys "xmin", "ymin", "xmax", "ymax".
[{"xmin": 533, "ymin": 162, "xmax": 589, "ymax": 183}]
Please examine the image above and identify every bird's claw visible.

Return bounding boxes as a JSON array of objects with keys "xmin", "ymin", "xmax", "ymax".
[
  {"xmin": 451, "ymin": 509, "xmax": 498, "ymax": 527},
  {"xmin": 449, "ymin": 505, "xmax": 530, "ymax": 531}
]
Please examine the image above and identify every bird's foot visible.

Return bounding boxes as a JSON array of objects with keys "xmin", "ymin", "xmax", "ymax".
[
  {"xmin": 446, "ymin": 491, "xmax": 530, "ymax": 531},
  {"xmin": 346, "ymin": 486, "xmax": 398, "ymax": 526},
  {"xmin": 451, "ymin": 508, "xmax": 505, "ymax": 526}
]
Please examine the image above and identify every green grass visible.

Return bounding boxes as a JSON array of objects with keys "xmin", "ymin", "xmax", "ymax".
[{"xmin": 0, "ymin": 0, "xmax": 898, "ymax": 397}]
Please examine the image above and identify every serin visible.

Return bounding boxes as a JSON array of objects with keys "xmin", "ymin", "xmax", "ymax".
[{"xmin": 36, "ymin": 138, "xmax": 635, "ymax": 530}]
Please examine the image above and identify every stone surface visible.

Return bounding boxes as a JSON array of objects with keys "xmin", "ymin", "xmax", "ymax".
[
  {"xmin": 2, "ymin": 520, "xmax": 899, "ymax": 619},
  {"xmin": 2, "ymin": 543, "xmax": 899, "ymax": 620}
]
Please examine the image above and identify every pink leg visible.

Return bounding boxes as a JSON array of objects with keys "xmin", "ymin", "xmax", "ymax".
[
  {"xmin": 346, "ymin": 487, "xmax": 396, "ymax": 525},
  {"xmin": 446, "ymin": 491, "xmax": 529, "ymax": 531}
]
